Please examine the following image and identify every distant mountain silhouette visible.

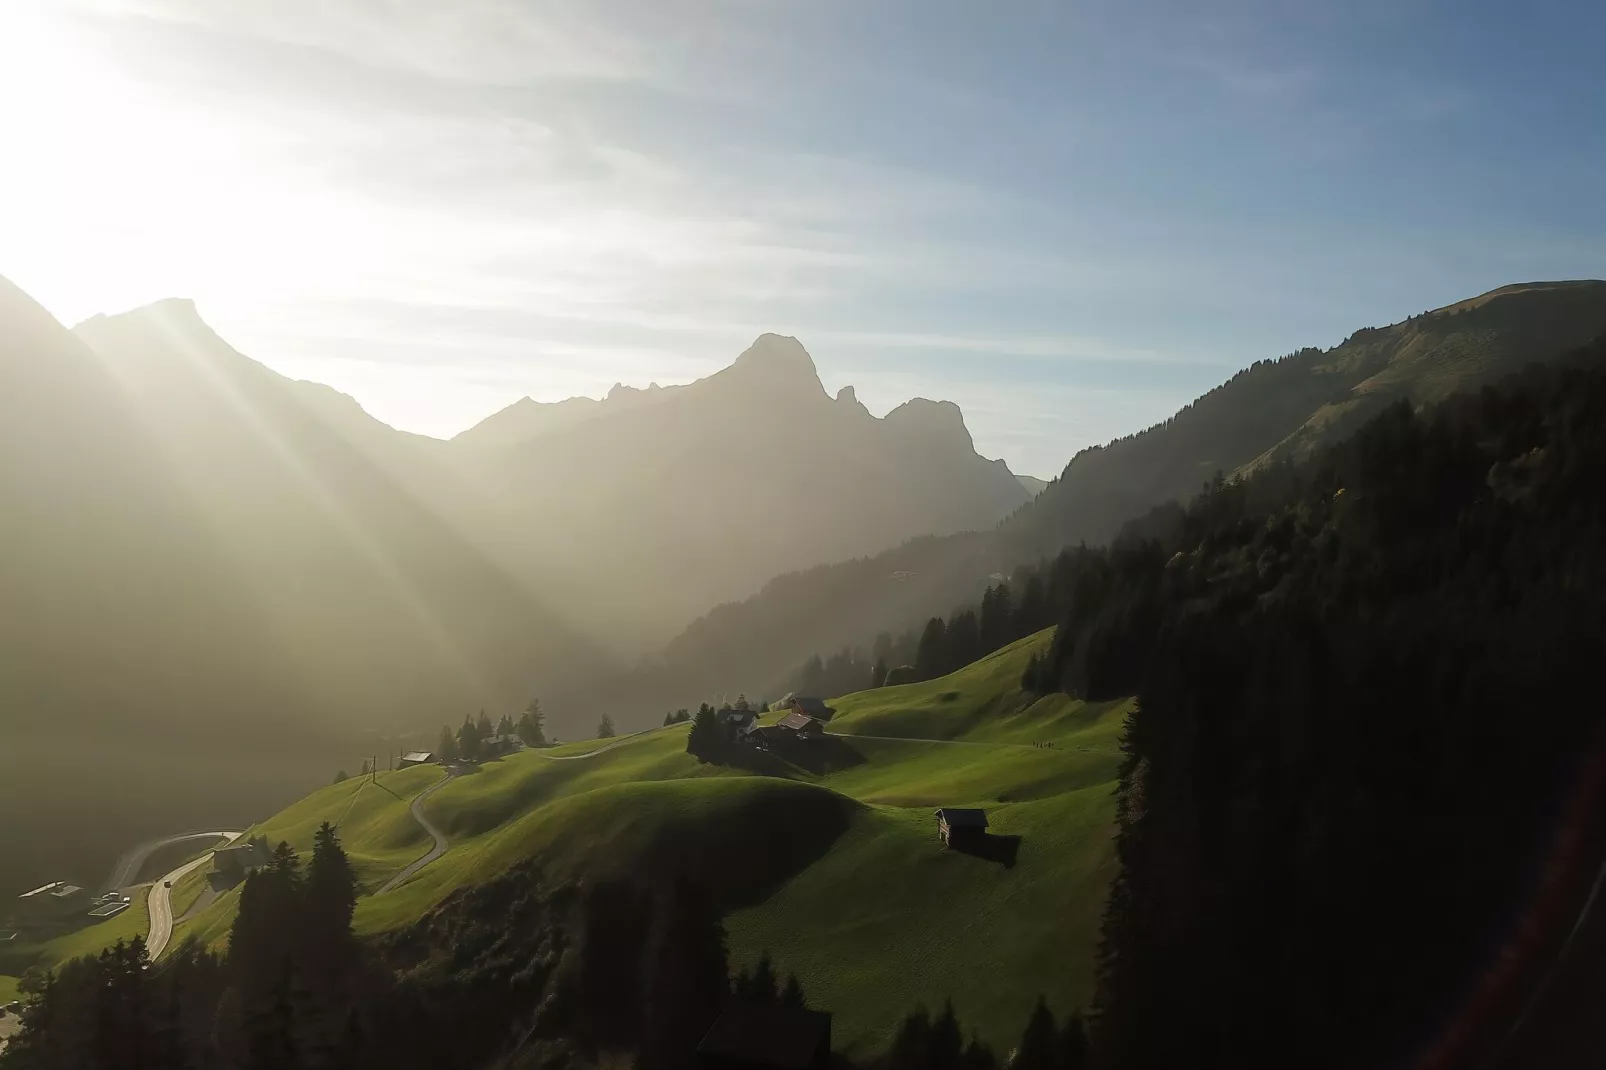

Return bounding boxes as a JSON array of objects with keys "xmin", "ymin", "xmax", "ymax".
[
  {"xmin": 442, "ymin": 331, "xmax": 1029, "ymax": 648},
  {"xmin": 648, "ymin": 281, "xmax": 1606, "ymax": 707},
  {"xmin": 1017, "ymin": 474, "xmax": 1050, "ymax": 496},
  {"xmin": 0, "ymin": 285, "xmax": 606, "ymax": 895},
  {"xmin": 0, "ymin": 287, "xmax": 1027, "ymax": 892}
]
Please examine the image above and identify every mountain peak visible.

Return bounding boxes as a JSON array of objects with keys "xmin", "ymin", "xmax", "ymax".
[
  {"xmin": 723, "ymin": 334, "xmax": 824, "ymax": 398},
  {"xmin": 884, "ymin": 397, "xmax": 973, "ymax": 449}
]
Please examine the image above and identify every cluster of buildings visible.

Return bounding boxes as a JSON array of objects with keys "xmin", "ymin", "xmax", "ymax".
[
  {"xmin": 718, "ymin": 696, "xmax": 834, "ymax": 750},
  {"xmin": 398, "ymin": 732, "xmax": 524, "ymax": 770},
  {"xmin": 7, "ymin": 881, "xmax": 132, "ymax": 933}
]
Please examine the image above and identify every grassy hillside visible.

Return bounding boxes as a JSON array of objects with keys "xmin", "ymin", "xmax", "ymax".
[{"xmin": 167, "ymin": 629, "xmax": 1126, "ymax": 1056}]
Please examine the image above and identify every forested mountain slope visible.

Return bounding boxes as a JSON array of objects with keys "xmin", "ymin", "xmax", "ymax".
[
  {"xmin": 1025, "ymin": 340, "xmax": 1606, "ymax": 1069},
  {"xmin": 645, "ymin": 281, "xmax": 1606, "ymax": 715}
]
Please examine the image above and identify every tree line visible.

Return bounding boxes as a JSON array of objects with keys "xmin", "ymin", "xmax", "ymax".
[{"xmin": 1021, "ymin": 343, "xmax": 1606, "ymax": 1069}]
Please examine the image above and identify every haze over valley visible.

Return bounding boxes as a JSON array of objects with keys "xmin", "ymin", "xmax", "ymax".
[{"xmin": 4, "ymin": 3, "xmax": 1606, "ymax": 1069}]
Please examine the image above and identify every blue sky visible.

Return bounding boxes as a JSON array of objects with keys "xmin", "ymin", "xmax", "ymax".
[{"xmin": 2, "ymin": 0, "xmax": 1603, "ymax": 477}]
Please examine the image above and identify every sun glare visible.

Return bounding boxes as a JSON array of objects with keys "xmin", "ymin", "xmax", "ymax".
[{"xmin": 0, "ymin": 3, "xmax": 376, "ymax": 327}]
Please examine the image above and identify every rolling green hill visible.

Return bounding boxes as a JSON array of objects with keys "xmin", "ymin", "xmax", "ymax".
[{"xmin": 101, "ymin": 630, "xmax": 1127, "ymax": 1057}]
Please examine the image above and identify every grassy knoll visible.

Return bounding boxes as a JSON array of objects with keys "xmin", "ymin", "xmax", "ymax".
[
  {"xmin": 0, "ymin": 972, "xmax": 18, "ymax": 1005},
  {"xmin": 828, "ymin": 629, "xmax": 1127, "ymax": 746},
  {"xmin": 177, "ymin": 632, "xmax": 1130, "ymax": 1055},
  {"xmin": 727, "ymin": 785, "xmax": 1118, "ymax": 1058}
]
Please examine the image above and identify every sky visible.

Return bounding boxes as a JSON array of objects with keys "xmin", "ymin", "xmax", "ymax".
[{"xmin": 1, "ymin": 1, "xmax": 1603, "ymax": 478}]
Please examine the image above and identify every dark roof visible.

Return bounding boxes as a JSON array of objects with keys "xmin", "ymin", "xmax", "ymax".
[
  {"xmin": 790, "ymin": 696, "xmax": 832, "ymax": 716},
  {"xmin": 934, "ymin": 808, "xmax": 989, "ymax": 828},
  {"xmin": 214, "ymin": 841, "xmax": 273, "ymax": 872},
  {"xmin": 718, "ymin": 708, "xmax": 757, "ymax": 725},
  {"xmin": 698, "ymin": 1005, "xmax": 832, "ymax": 1070},
  {"xmin": 778, "ymin": 712, "xmax": 822, "ymax": 732}
]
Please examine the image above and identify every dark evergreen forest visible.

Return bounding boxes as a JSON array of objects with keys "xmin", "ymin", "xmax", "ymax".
[{"xmin": 1046, "ymin": 343, "xmax": 1606, "ymax": 1068}]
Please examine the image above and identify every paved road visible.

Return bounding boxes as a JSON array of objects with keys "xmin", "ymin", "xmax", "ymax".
[
  {"xmin": 104, "ymin": 830, "xmax": 238, "ymax": 892},
  {"xmin": 146, "ymin": 832, "xmax": 241, "ymax": 962},
  {"xmin": 376, "ymin": 776, "xmax": 455, "ymax": 895},
  {"xmin": 531, "ymin": 734, "xmax": 642, "ymax": 760}
]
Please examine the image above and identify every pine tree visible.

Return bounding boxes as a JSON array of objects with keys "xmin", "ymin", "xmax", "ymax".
[
  {"xmin": 437, "ymin": 724, "xmax": 458, "ymax": 761},
  {"xmin": 597, "ymin": 713, "xmax": 616, "ymax": 739},
  {"xmin": 872, "ymin": 657, "xmax": 889, "ymax": 688},
  {"xmin": 475, "ymin": 709, "xmax": 493, "ymax": 740},
  {"xmin": 750, "ymin": 952, "xmax": 778, "ymax": 1005},
  {"xmin": 1010, "ymin": 997, "xmax": 1057, "ymax": 1070},
  {"xmin": 1058, "ymin": 1011, "xmax": 1089, "ymax": 1070},
  {"xmin": 780, "ymin": 973, "xmax": 806, "ymax": 1008},
  {"xmin": 687, "ymin": 705, "xmax": 721, "ymax": 762},
  {"xmin": 930, "ymin": 999, "xmax": 964, "ymax": 1070},
  {"xmin": 916, "ymin": 617, "xmax": 948, "ymax": 680},
  {"xmin": 305, "ymin": 823, "xmax": 357, "ymax": 956},
  {"xmin": 519, "ymin": 698, "xmax": 547, "ymax": 746},
  {"xmin": 887, "ymin": 1006, "xmax": 932, "ymax": 1070},
  {"xmin": 963, "ymin": 1032, "xmax": 998, "ymax": 1070}
]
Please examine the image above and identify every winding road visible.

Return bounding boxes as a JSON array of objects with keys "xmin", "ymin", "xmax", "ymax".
[
  {"xmin": 103, "ymin": 831, "xmax": 238, "ymax": 893},
  {"xmin": 375, "ymin": 775, "xmax": 455, "ymax": 894},
  {"xmin": 146, "ymin": 832, "xmax": 241, "ymax": 961},
  {"xmin": 375, "ymin": 735, "xmax": 645, "ymax": 893}
]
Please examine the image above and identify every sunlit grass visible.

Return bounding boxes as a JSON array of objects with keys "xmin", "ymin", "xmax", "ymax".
[{"xmin": 177, "ymin": 633, "xmax": 1131, "ymax": 1053}]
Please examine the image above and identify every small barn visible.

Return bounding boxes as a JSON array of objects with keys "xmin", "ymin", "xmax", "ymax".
[
  {"xmin": 777, "ymin": 712, "xmax": 825, "ymax": 739},
  {"xmin": 785, "ymin": 696, "xmax": 834, "ymax": 721},
  {"xmin": 718, "ymin": 708, "xmax": 758, "ymax": 740},
  {"xmin": 698, "ymin": 1004, "xmax": 833, "ymax": 1070},
  {"xmin": 933, "ymin": 808, "xmax": 989, "ymax": 848},
  {"xmin": 398, "ymin": 751, "xmax": 435, "ymax": 768},
  {"xmin": 482, "ymin": 735, "xmax": 521, "ymax": 758}
]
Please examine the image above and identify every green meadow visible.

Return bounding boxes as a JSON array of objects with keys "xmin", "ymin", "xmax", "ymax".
[{"xmin": 51, "ymin": 628, "xmax": 1129, "ymax": 1056}]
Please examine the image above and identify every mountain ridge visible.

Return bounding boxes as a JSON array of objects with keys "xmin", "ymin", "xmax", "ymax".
[{"xmin": 640, "ymin": 279, "xmax": 1606, "ymax": 711}]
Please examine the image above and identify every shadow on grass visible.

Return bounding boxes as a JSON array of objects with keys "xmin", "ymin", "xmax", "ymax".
[
  {"xmin": 710, "ymin": 736, "xmax": 869, "ymax": 779},
  {"xmin": 952, "ymin": 833, "xmax": 1022, "ymax": 869}
]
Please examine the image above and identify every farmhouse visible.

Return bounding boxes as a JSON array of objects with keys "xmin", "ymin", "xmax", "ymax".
[
  {"xmin": 777, "ymin": 712, "xmax": 824, "ymax": 739},
  {"xmin": 398, "ymin": 751, "xmax": 435, "ymax": 768},
  {"xmin": 933, "ymin": 808, "xmax": 989, "ymax": 848},
  {"xmin": 718, "ymin": 708, "xmax": 758, "ymax": 740},
  {"xmin": 783, "ymin": 696, "xmax": 834, "ymax": 721},
  {"xmin": 698, "ymin": 1004, "xmax": 833, "ymax": 1070}
]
